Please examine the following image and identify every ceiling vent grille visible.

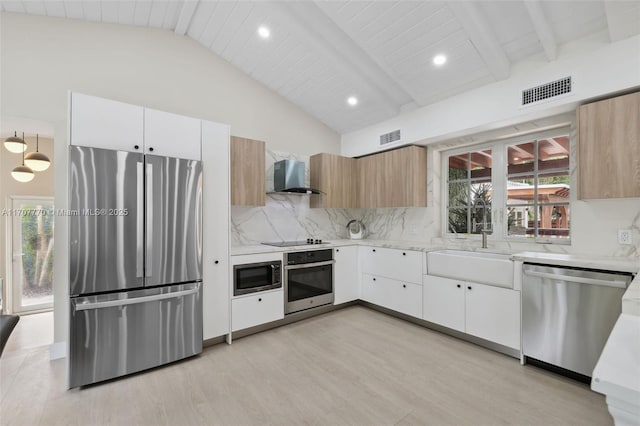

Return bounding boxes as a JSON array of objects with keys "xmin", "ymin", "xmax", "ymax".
[
  {"xmin": 380, "ymin": 129, "xmax": 401, "ymax": 146},
  {"xmin": 522, "ymin": 76, "xmax": 572, "ymax": 105}
]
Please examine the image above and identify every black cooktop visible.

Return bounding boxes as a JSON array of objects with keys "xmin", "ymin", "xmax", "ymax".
[{"xmin": 262, "ymin": 239, "xmax": 326, "ymax": 247}]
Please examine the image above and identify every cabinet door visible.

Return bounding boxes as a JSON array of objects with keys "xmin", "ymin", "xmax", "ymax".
[
  {"xmin": 578, "ymin": 91, "xmax": 640, "ymax": 199},
  {"xmin": 202, "ymin": 120, "xmax": 231, "ymax": 340},
  {"xmin": 361, "ymin": 273, "xmax": 383, "ymax": 305},
  {"xmin": 231, "ymin": 290, "xmax": 284, "ymax": 332},
  {"xmin": 230, "ymin": 136, "xmax": 266, "ymax": 206},
  {"xmin": 361, "ymin": 247, "xmax": 422, "ymax": 284},
  {"xmin": 144, "ymin": 108, "xmax": 201, "ymax": 160},
  {"xmin": 357, "ymin": 154, "xmax": 385, "ymax": 208},
  {"xmin": 385, "ymin": 280, "xmax": 423, "ymax": 319},
  {"xmin": 310, "ymin": 153, "xmax": 357, "ymax": 208},
  {"xmin": 70, "ymin": 92, "xmax": 143, "ymax": 152},
  {"xmin": 422, "ymin": 275, "xmax": 465, "ymax": 332},
  {"xmin": 465, "ymin": 283, "xmax": 520, "ymax": 349},
  {"xmin": 334, "ymin": 246, "xmax": 359, "ymax": 304}
]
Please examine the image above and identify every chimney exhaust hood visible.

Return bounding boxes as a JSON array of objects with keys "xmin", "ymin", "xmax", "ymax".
[{"xmin": 273, "ymin": 159, "xmax": 323, "ymax": 195}]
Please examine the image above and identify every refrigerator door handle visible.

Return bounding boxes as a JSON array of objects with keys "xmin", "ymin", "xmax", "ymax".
[
  {"xmin": 146, "ymin": 162, "xmax": 153, "ymax": 278},
  {"xmin": 136, "ymin": 161, "xmax": 144, "ymax": 278},
  {"xmin": 74, "ymin": 286, "xmax": 199, "ymax": 311}
]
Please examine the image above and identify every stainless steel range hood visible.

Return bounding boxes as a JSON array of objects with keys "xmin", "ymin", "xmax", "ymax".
[{"xmin": 273, "ymin": 160, "xmax": 322, "ymax": 194}]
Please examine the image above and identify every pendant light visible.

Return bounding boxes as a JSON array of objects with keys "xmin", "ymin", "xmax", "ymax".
[
  {"xmin": 11, "ymin": 136, "xmax": 35, "ymax": 182},
  {"xmin": 24, "ymin": 134, "xmax": 51, "ymax": 171},
  {"xmin": 4, "ymin": 131, "xmax": 27, "ymax": 153}
]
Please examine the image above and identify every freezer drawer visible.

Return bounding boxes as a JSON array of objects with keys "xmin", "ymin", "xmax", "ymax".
[
  {"xmin": 69, "ymin": 282, "xmax": 202, "ymax": 388},
  {"xmin": 522, "ymin": 264, "xmax": 631, "ymax": 378}
]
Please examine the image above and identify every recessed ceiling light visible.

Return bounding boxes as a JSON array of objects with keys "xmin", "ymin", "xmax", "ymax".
[
  {"xmin": 347, "ymin": 96, "xmax": 358, "ymax": 106},
  {"xmin": 258, "ymin": 26, "xmax": 270, "ymax": 39},
  {"xmin": 433, "ymin": 54, "xmax": 447, "ymax": 66}
]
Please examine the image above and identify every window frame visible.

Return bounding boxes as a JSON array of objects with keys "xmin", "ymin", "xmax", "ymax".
[{"xmin": 442, "ymin": 126, "xmax": 572, "ymax": 244}]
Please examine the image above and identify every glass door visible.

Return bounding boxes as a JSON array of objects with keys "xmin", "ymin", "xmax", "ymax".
[{"xmin": 10, "ymin": 197, "xmax": 54, "ymax": 313}]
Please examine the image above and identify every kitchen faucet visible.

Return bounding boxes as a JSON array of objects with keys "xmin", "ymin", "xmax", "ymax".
[{"xmin": 475, "ymin": 195, "xmax": 491, "ymax": 249}]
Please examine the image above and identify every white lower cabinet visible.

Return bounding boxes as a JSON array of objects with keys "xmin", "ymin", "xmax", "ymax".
[
  {"xmin": 423, "ymin": 275, "xmax": 465, "ymax": 332},
  {"xmin": 231, "ymin": 289, "xmax": 284, "ymax": 332},
  {"xmin": 465, "ymin": 283, "xmax": 520, "ymax": 349},
  {"xmin": 334, "ymin": 246, "xmax": 359, "ymax": 304},
  {"xmin": 362, "ymin": 273, "xmax": 422, "ymax": 319},
  {"xmin": 423, "ymin": 274, "xmax": 521, "ymax": 350}
]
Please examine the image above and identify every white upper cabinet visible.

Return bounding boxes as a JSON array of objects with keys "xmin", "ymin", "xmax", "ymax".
[
  {"xmin": 144, "ymin": 108, "xmax": 201, "ymax": 160},
  {"xmin": 70, "ymin": 92, "xmax": 143, "ymax": 152}
]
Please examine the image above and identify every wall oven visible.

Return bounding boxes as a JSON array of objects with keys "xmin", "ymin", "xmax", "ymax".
[
  {"xmin": 285, "ymin": 249, "xmax": 334, "ymax": 314},
  {"xmin": 233, "ymin": 260, "xmax": 282, "ymax": 296}
]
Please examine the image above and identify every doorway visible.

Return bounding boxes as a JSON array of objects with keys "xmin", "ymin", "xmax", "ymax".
[{"xmin": 8, "ymin": 196, "xmax": 54, "ymax": 314}]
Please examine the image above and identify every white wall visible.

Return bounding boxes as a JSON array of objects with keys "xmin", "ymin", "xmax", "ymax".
[
  {"xmin": 341, "ymin": 33, "xmax": 640, "ymax": 157},
  {"xmin": 0, "ymin": 12, "xmax": 340, "ymax": 352}
]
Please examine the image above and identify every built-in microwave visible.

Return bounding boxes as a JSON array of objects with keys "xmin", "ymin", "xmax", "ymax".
[{"xmin": 233, "ymin": 260, "xmax": 282, "ymax": 296}]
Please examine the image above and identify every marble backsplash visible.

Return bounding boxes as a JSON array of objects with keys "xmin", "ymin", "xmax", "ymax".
[{"xmin": 231, "ymin": 144, "xmax": 639, "ymax": 258}]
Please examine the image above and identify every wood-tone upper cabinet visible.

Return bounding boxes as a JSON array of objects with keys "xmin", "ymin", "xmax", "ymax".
[
  {"xmin": 357, "ymin": 152, "xmax": 387, "ymax": 208},
  {"xmin": 578, "ymin": 91, "xmax": 640, "ymax": 199},
  {"xmin": 230, "ymin": 136, "xmax": 266, "ymax": 206},
  {"xmin": 310, "ymin": 153, "xmax": 357, "ymax": 208},
  {"xmin": 358, "ymin": 145, "xmax": 427, "ymax": 208}
]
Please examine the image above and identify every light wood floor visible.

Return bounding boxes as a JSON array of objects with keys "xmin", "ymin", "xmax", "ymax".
[
  {"xmin": 0, "ymin": 306, "xmax": 612, "ymax": 426},
  {"xmin": 3, "ymin": 311, "xmax": 53, "ymax": 354}
]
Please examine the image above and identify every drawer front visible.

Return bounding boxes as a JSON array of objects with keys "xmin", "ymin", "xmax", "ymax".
[
  {"xmin": 361, "ymin": 247, "xmax": 422, "ymax": 284},
  {"xmin": 231, "ymin": 290, "xmax": 284, "ymax": 332},
  {"xmin": 362, "ymin": 274, "xmax": 422, "ymax": 319}
]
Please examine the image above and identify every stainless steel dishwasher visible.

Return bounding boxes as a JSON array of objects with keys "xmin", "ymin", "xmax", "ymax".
[{"xmin": 522, "ymin": 263, "xmax": 633, "ymax": 379}]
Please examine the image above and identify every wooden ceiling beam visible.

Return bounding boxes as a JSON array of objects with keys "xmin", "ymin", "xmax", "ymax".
[{"xmin": 524, "ymin": 0, "xmax": 558, "ymax": 61}]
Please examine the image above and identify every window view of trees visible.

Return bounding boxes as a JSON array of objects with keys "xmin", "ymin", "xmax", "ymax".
[
  {"xmin": 445, "ymin": 130, "xmax": 571, "ymax": 242},
  {"xmin": 20, "ymin": 204, "xmax": 54, "ymax": 306},
  {"xmin": 447, "ymin": 150, "xmax": 492, "ymax": 234}
]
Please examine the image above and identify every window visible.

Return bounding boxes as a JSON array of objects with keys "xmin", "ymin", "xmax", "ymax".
[
  {"xmin": 444, "ymin": 127, "xmax": 571, "ymax": 243},
  {"xmin": 506, "ymin": 136, "xmax": 570, "ymax": 240},
  {"xmin": 447, "ymin": 149, "xmax": 492, "ymax": 234}
]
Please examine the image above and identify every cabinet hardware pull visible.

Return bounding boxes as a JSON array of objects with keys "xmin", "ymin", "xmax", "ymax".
[
  {"xmin": 134, "ymin": 145, "xmax": 139, "ymax": 150},
  {"xmin": 402, "ymin": 284, "xmax": 406, "ymax": 288},
  {"xmin": 402, "ymin": 252, "xmax": 406, "ymax": 256},
  {"xmin": 149, "ymin": 147, "xmax": 154, "ymax": 152},
  {"xmin": 373, "ymin": 278, "xmax": 376, "ymax": 281},
  {"xmin": 336, "ymin": 249, "xmax": 339, "ymax": 252},
  {"xmin": 258, "ymin": 298, "xmax": 262, "ymax": 302},
  {"xmin": 467, "ymin": 286, "xmax": 472, "ymax": 290},
  {"xmin": 214, "ymin": 260, "xmax": 219, "ymax": 264},
  {"xmin": 457, "ymin": 284, "xmax": 461, "ymax": 288},
  {"xmin": 372, "ymin": 249, "xmax": 376, "ymax": 252}
]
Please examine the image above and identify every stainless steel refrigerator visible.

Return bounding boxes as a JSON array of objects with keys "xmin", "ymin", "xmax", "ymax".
[{"xmin": 68, "ymin": 145, "xmax": 203, "ymax": 388}]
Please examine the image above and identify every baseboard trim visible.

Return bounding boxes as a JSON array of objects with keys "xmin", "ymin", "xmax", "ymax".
[
  {"xmin": 49, "ymin": 341, "xmax": 66, "ymax": 360},
  {"xmin": 359, "ymin": 301, "xmax": 521, "ymax": 359}
]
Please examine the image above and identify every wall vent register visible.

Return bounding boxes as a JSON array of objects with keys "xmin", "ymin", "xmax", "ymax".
[
  {"xmin": 522, "ymin": 76, "xmax": 572, "ymax": 105},
  {"xmin": 380, "ymin": 129, "xmax": 401, "ymax": 146}
]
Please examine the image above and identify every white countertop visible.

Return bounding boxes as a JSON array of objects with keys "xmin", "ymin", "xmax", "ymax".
[
  {"xmin": 591, "ymin": 313, "xmax": 640, "ymax": 405},
  {"xmin": 512, "ymin": 251, "xmax": 639, "ymax": 274},
  {"xmin": 230, "ymin": 239, "xmax": 445, "ymax": 256}
]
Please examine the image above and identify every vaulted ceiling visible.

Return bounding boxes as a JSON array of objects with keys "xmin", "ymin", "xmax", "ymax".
[{"xmin": 2, "ymin": 1, "xmax": 639, "ymax": 134}]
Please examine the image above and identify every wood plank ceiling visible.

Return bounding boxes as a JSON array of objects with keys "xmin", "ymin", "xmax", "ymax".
[{"xmin": 2, "ymin": 1, "xmax": 639, "ymax": 134}]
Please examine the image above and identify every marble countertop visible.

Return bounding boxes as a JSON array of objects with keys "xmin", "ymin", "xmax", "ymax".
[
  {"xmin": 232, "ymin": 241, "xmax": 639, "ymax": 272},
  {"xmin": 512, "ymin": 251, "xmax": 639, "ymax": 274},
  {"xmin": 591, "ymin": 313, "xmax": 640, "ymax": 405}
]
